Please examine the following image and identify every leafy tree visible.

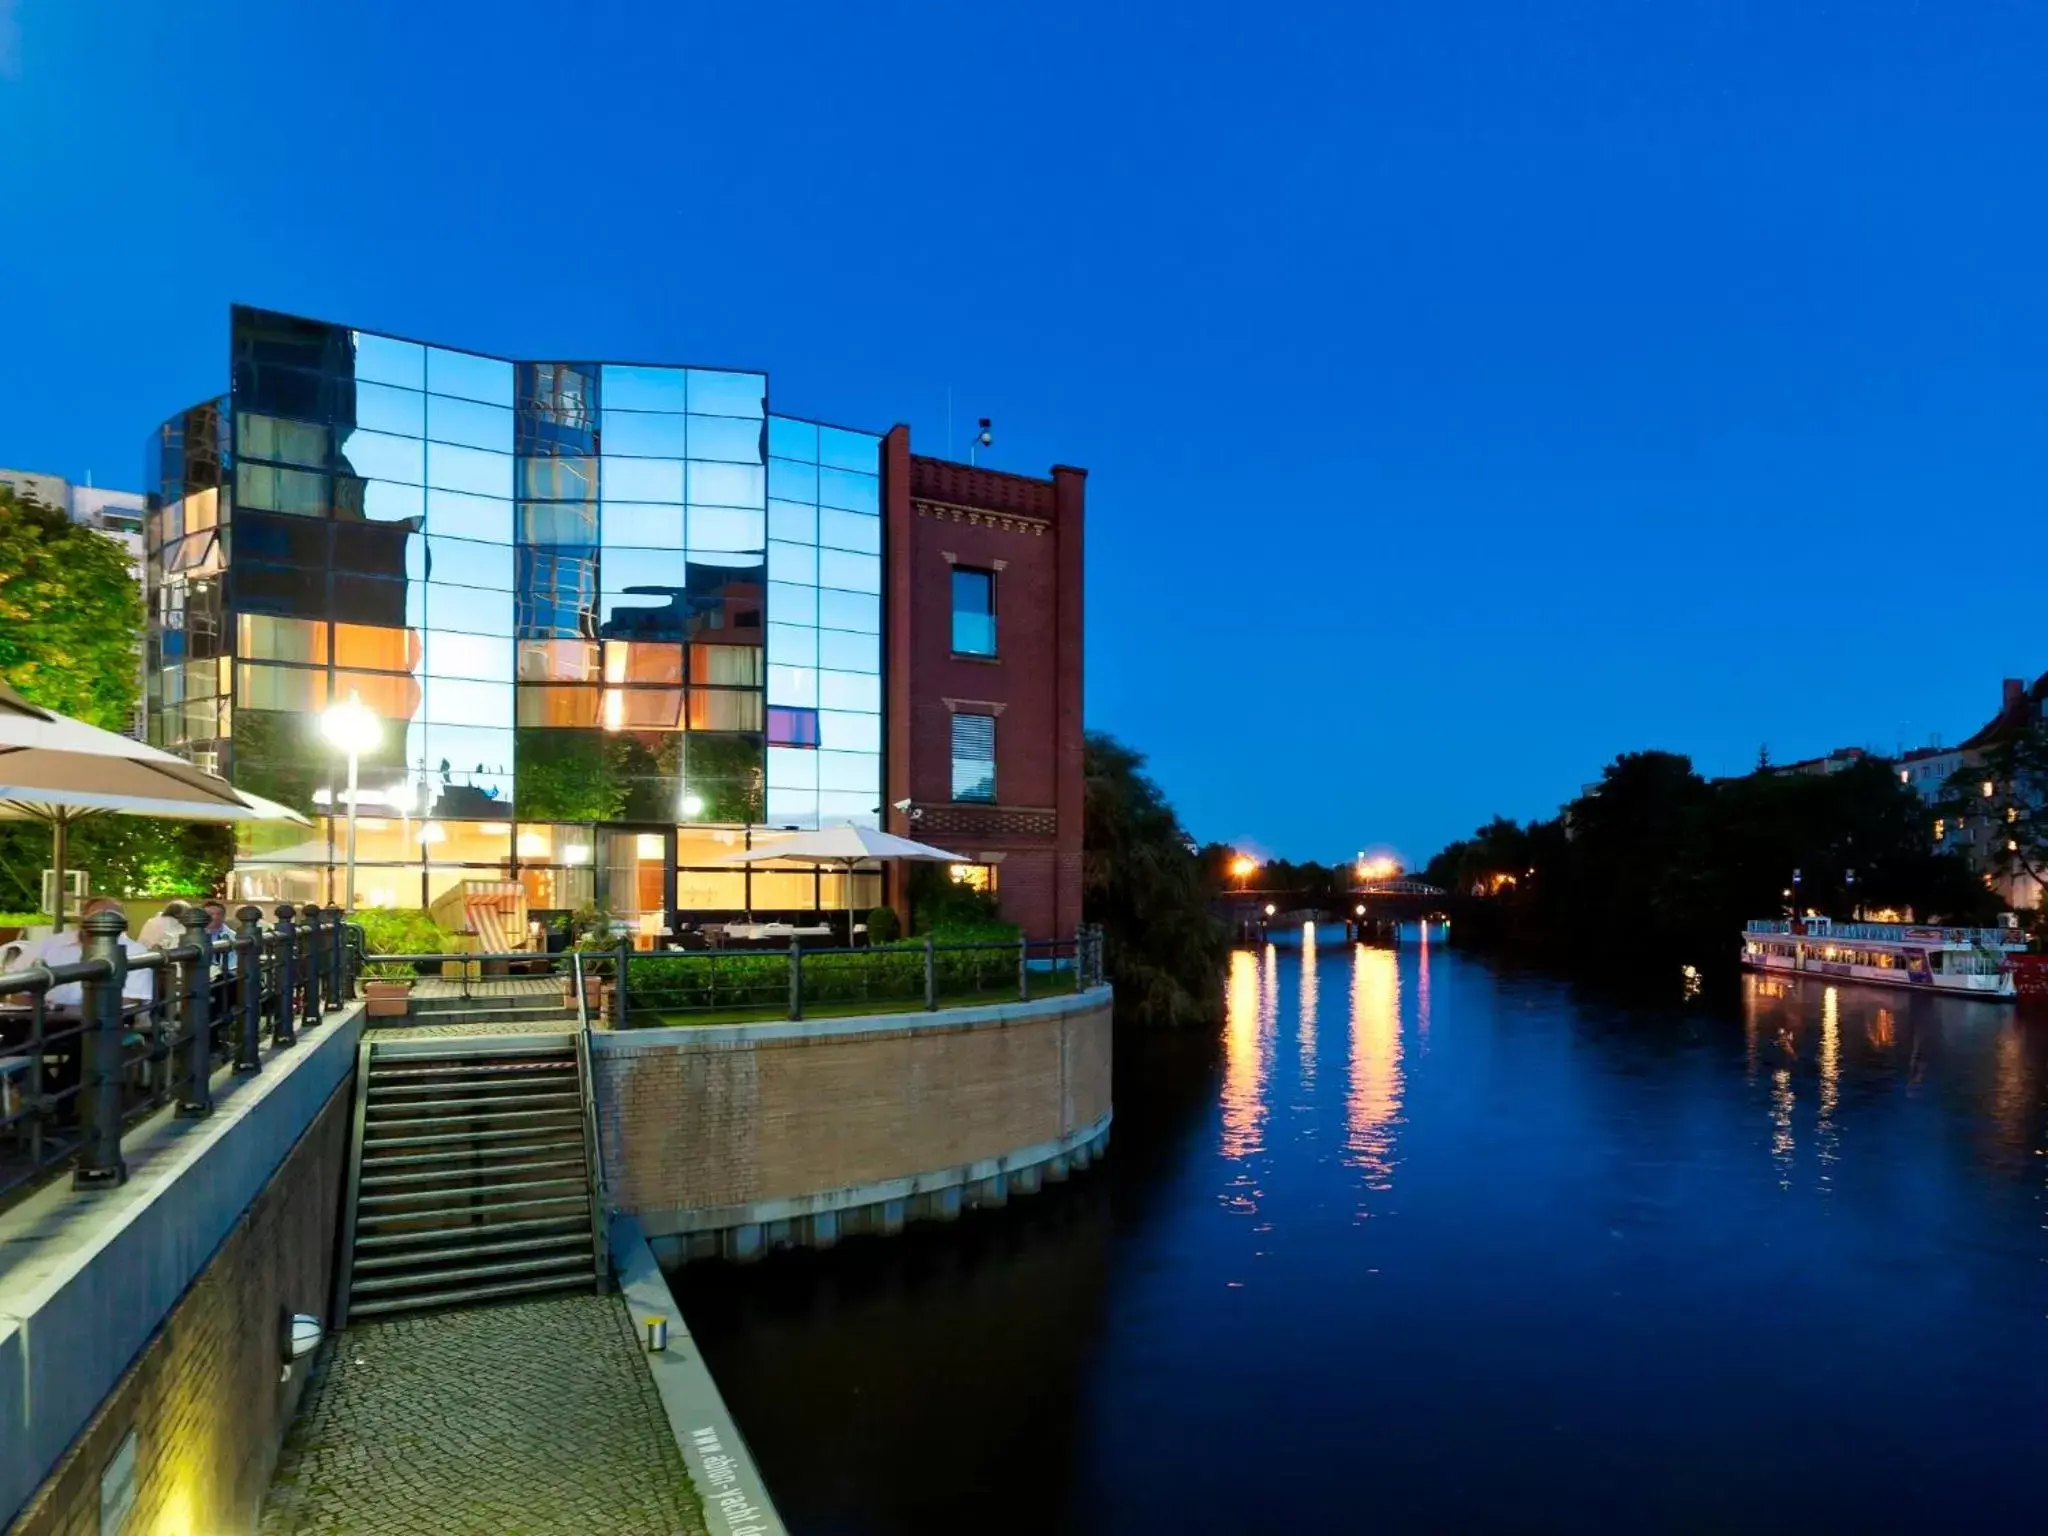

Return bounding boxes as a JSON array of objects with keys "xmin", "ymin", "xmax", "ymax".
[
  {"xmin": 1083, "ymin": 732, "xmax": 1226, "ymax": 1028},
  {"xmin": 0, "ymin": 484, "xmax": 144, "ymax": 731},
  {"xmin": 0, "ymin": 485, "xmax": 231, "ymax": 904}
]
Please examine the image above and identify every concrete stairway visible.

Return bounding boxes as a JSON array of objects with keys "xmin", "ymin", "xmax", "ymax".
[{"xmin": 337, "ymin": 1038, "xmax": 604, "ymax": 1321}]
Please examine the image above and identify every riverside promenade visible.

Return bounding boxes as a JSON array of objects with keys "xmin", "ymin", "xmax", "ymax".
[{"xmin": 259, "ymin": 1295, "xmax": 705, "ymax": 1536}]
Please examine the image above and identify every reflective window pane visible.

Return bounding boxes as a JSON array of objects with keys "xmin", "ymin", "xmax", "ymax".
[
  {"xmin": 767, "ymin": 416, "xmax": 818, "ymax": 462},
  {"xmin": 354, "ymin": 478, "xmax": 425, "ymax": 523},
  {"xmin": 767, "ymin": 746, "xmax": 818, "ymax": 789},
  {"xmin": 428, "ymin": 536, "xmax": 515, "ymax": 591},
  {"xmin": 237, "ymin": 463, "xmax": 329, "ymax": 517},
  {"xmin": 337, "ymin": 429, "xmax": 423, "ymax": 485},
  {"xmin": 352, "ymin": 332, "xmax": 424, "ymax": 389},
  {"xmin": 766, "ymin": 664, "xmax": 816, "ymax": 707},
  {"xmin": 816, "ymin": 793, "xmax": 880, "ymax": 830},
  {"xmin": 687, "ymin": 506, "xmax": 764, "ymax": 552},
  {"xmin": 427, "ymin": 489, "xmax": 510, "ymax": 542},
  {"xmin": 687, "ymin": 461, "xmax": 765, "ymax": 508},
  {"xmin": 333, "ymin": 620, "xmax": 418, "ymax": 671},
  {"xmin": 818, "ymin": 750, "xmax": 876, "ymax": 793},
  {"xmin": 765, "ymin": 582, "xmax": 816, "ymax": 626},
  {"xmin": 818, "ymin": 669, "xmax": 881, "ymax": 712},
  {"xmin": 818, "ymin": 548, "xmax": 880, "ymax": 594},
  {"xmin": 818, "ymin": 425, "xmax": 880, "ymax": 472},
  {"xmin": 687, "ymin": 370, "xmax": 766, "ymax": 419},
  {"xmin": 426, "ymin": 677, "xmax": 513, "ymax": 726},
  {"xmin": 818, "ymin": 506, "xmax": 879, "ymax": 554},
  {"xmin": 422, "ymin": 631, "xmax": 513, "ymax": 680},
  {"xmin": 601, "ymin": 503, "xmax": 682, "ymax": 548},
  {"xmin": 602, "ymin": 365, "xmax": 687, "ymax": 413},
  {"xmin": 516, "ymin": 639, "xmax": 600, "ymax": 682},
  {"xmin": 353, "ymin": 381, "xmax": 426, "ymax": 438},
  {"xmin": 767, "ymin": 457, "xmax": 817, "ymax": 503},
  {"xmin": 687, "ymin": 415, "xmax": 764, "ymax": 464},
  {"xmin": 950, "ymin": 712, "xmax": 996, "ymax": 802},
  {"xmin": 689, "ymin": 643, "xmax": 762, "ymax": 686},
  {"xmin": 522, "ymin": 457, "xmax": 597, "ymax": 501},
  {"xmin": 818, "ymin": 710, "xmax": 880, "ymax": 754},
  {"xmin": 602, "ymin": 457, "xmax": 683, "ymax": 502},
  {"xmin": 767, "ymin": 540, "xmax": 816, "ymax": 586},
  {"xmin": 516, "ymin": 686, "xmax": 601, "ymax": 727},
  {"xmin": 427, "ymin": 442, "xmax": 514, "ymax": 498},
  {"xmin": 817, "ymin": 466, "xmax": 879, "ymax": 515},
  {"xmin": 427, "ymin": 394, "xmax": 514, "ymax": 452},
  {"xmin": 238, "ymin": 613, "xmax": 327, "ymax": 665},
  {"xmin": 424, "ymin": 583, "xmax": 516, "ymax": 635},
  {"xmin": 600, "ymin": 410, "xmax": 688, "ymax": 458},
  {"xmin": 766, "ymin": 786, "xmax": 818, "ymax": 827},
  {"xmin": 767, "ymin": 498, "xmax": 816, "ymax": 545},
  {"xmin": 766, "ymin": 622, "xmax": 817, "ymax": 668},
  {"xmin": 817, "ymin": 589, "xmax": 879, "ymax": 634},
  {"xmin": 599, "ymin": 547, "xmax": 688, "ymax": 594},
  {"xmin": 238, "ymin": 412, "xmax": 328, "ymax": 469},
  {"xmin": 520, "ymin": 503, "xmax": 600, "ymax": 544},
  {"xmin": 426, "ymin": 347, "xmax": 515, "ymax": 407}
]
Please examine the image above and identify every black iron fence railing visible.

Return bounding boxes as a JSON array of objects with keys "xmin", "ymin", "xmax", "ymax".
[
  {"xmin": 0, "ymin": 903, "xmax": 364, "ymax": 1205},
  {"xmin": 588, "ymin": 924, "xmax": 1106, "ymax": 1027}
]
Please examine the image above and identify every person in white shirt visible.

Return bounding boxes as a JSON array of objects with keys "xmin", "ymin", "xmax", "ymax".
[
  {"xmin": 136, "ymin": 902, "xmax": 192, "ymax": 951},
  {"xmin": 42, "ymin": 899, "xmax": 156, "ymax": 1009}
]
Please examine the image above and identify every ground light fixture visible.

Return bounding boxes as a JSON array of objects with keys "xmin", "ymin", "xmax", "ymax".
[
  {"xmin": 1264, "ymin": 903, "xmax": 1276, "ymax": 917},
  {"xmin": 281, "ymin": 1311, "xmax": 322, "ymax": 1382},
  {"xmin": 319, "ymin": 693, "xmax": 381, "ymax": 908}
]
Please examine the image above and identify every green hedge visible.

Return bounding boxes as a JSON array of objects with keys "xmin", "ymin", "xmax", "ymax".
[{"xmin": 622, "ymin": 936, "xmax": 1032, "ymax": 1021}]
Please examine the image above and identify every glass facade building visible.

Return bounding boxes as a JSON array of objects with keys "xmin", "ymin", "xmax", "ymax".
[{"xmin": 146, "ymin": 307, "xmax": 883, "ymax": 923}]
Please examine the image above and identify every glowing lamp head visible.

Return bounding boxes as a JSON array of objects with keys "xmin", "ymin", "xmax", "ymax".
[
  {"xmin": 319, "ymin": 694, "xmax": 381, "ymax": 755},
  {"xmin": 1230, "ymin": 856, "xmax": 1256, "ymax": 878},
  {"xmin": 1263, "ymin": 903, "xmax": 1276, "ymax": 917},
  {"xmin": 679, "ymin": 792, "xmax": 706, "ymax": 818}
]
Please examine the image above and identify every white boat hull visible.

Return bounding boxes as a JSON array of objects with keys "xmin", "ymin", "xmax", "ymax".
[{"xmin": 1744, "ymin": 950, "xmax": 2015, "ymax": 1000}]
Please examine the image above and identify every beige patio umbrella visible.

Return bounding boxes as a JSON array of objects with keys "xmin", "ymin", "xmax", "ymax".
[
  {"xmin": 715, "ymin": 823, "xmax": 971, "ymax": 941},
  {"xmin": 0, "ymin": 682, "xmax": 311, "ymax": 930}
]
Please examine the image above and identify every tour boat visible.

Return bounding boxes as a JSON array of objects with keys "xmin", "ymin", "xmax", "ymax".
[{"xmin": 1741, "ymin": 917, "xmax": 2025, "ymax": 1000}]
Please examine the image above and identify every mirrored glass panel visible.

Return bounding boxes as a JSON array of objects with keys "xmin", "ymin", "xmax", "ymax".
[
  {"xmin": 600, "ymin": 411, "xmax": 689, "ymax": 458},
  {"xmin": 767, "ymin": 746, "xmax": 818, "ymax": 789},
  {"xmin": 602, "ymin": 457, "xmax": 684, "ymax": 502},
  {"xmin": 818, "ymin": 548, "xmax": 880, "ymax": 594},
  {"xmin": 354, "ymin": 382, "xmax": 426, "ymax": 438},
  {"xmin": 601, "ymin": 503, "xmax": 683, "ymax": 548},
  {"xmin": 817, "ymin": 590, "xmax": 879, "ymax": 634},
  {"xmin": 767, "ymin": 416, "xmax": 817, "ymax": 461},
  {"xmin": 427, "ymin": 489, "xmax": 511, "ymax": 542},
  {"xmin": 818, "ymin": 506, "xmax": 879, "ymax": 553},
  {"xmin": 686, "ymin": 462, "xmax": 765, "ymax": 508},
  {"xmin": 765, "ymin": 622, "xmax": 817, "ymax": 668},
  {"xmin": 426, "ymin": 536, "xmax": 515, "ymax": 591},
  {"xmin": 352, "ymin": 332, "xmax": 424, "ymax": 389},
  {"xmin": 427, "ymin": 394, "xmax": 514, "ymax": 452},
  {"xmin": 687, "ymin": 370, "xmax": 766, "ymax": 419},
  {"xmin": 428, "ymin": 443, "xmax": 514, "ymax": 498},
  {"xmin": 354, "ymin": 479, "xmax": 426, "ymax": 523},
  {"xmin": 766, "ymin": 664, "xmax": 816, "ymax": 707},
  {"xmin": 337, "ymin": 429, "xmax": 423, "ymax": 485},
  {"xmin": 818, "ymin": 670, "xmax": 881, "ymax": 711},
  {"xmin": 767, "ymin": 458, "xmax": 817, "ymax": 503},
  {"xmin": 426, "ymin": 348, "xmax": 515, "ymax": 408},
  {"xmin": 767, "ymin": 541, "xmax": 817, "ymax": 586},
  {"xmin": 602, "ymin": 365, "xmax": 687, "ymax": 413},
  {"xmin": 818, "ymin": 466, "xmax": 879, "ymax": 514},
  {"xmin": 767, "ymin": 499, "xmax": 816, "ymax": 544},
  {"xmin": 818, "ymin": 711, "xmax": 881, "ymax": 753},
  {"xmin": 422, "ymin": 631, "xmax": 513, "ymax": 680},
  {"xmin": 687, "ymin": 507, "xmax": 765, "ymax": 552},
  {"xmin": 686, "ymin": 415, "xmax": 764, "ymax": 464},
  {"xmin": 818, "ymin": 426, "xmax": 880, "ymax": 472}
]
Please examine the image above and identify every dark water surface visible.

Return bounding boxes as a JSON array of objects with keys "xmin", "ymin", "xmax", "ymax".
[{"xmin": 670, "ymin": 935, "xmax": 2048, "ymax": 1533}]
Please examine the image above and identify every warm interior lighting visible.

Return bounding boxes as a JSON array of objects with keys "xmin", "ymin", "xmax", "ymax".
[
  {"xmin": 515, "ymin": 832, "xmax": 549, "ymax": 858},
  {"xmin": 479, "ymin": 821, "xmax": 510, "ymax": 835},
  {"xmin": 637, "ymin": 833, "xmax": 664, "ymax": 859},
  {"xmin": 563, "ymin": 843, "xmax": 592, "ymax": 866},
  {"xmin": 1983, "ymin": 781, "xmax": 1996, "ymax": 798},
  {"xmin": 418, "ymin": 822, "xmax": 445, "ymax": 845}
]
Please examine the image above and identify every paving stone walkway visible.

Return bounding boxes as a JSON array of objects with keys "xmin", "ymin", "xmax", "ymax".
[{"xmin": 260, "ymin": 1295, "xmax": 706, "ymax": 1536}]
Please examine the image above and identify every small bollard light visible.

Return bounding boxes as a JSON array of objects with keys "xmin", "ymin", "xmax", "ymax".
[
  {"xmin": 280, "ymin": 1311, "xmax": 323, "ymax": 1382},
  {"xmin": 644, "ymin": 1315, "xmax": 669, "ymax": 1352}
]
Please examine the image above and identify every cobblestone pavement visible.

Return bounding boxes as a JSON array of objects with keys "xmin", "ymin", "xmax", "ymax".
[{"xmin": 261, "ymin": 1295, "xmax": 706, "ymax": 1536}]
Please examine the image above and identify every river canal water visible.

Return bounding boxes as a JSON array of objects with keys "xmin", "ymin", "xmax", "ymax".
[{"xmin": 671, "ymin": 931, "xmax": 2048, "ymax": 1533}]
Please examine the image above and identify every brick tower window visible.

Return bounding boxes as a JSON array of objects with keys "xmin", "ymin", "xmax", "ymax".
[{"xmin": 951, "ymin": 712, "xmax": 996, "ymax": 802}]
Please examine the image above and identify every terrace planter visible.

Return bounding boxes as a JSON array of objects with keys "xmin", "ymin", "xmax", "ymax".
[{"xmin": 363, "ymin": 979, "xmax": 413, "ymax": 1019}]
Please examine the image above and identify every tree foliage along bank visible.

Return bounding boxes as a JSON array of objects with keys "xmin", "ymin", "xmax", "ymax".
[
  {"xmin": 1083, "ymin": 732, "xmax": 1228, "ymax": 1028},
  {"xmin": 0, "ymin": 484, "xmax": 233, "ymax": 906},
  {"xmin": 1424, "ymin": 750, "xmax": 2003, "ymax": 974}
]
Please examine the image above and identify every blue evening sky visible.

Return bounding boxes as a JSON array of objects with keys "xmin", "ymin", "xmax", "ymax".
[{"xmin": 3, "ymin": 2, "xmax": 2044, "ymax": 864}]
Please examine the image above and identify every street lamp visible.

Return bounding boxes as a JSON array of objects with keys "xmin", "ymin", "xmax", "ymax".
[
  {"xmin": 1231, "ymin": 855, "xmax": 1256, "ymax": 891},
  {"xmin": 320, "ymin": 692, "xmax": 381, "ymax": 909}
]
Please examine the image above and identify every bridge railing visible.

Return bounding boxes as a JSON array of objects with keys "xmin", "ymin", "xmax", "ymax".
[{"xmin": 0, "ymin": 904, "xmax": 363, "ymax": 1206}]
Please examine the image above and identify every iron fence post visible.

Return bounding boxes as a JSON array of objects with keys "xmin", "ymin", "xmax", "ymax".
[
  {"xmin": 233, "ymin": 906, "xmax": 264, "ymax": 1073},
  {"xmin": 788, "ymin": 937, "xmax": 803, "ymax": 1021},
  {"xmin": 924, "ymin": 935, "xmax": 937, "ymax": 1012},
  {"xmin": 74, "ymin": 909, "xmax": 129, "ymax": 1188},
  {"xmin": 303, "ymin": 905, "xmax": 325, "ymax": 1026},
  {"xmin": 1018, "ymin": 935, "xmax": 1029, "ymax": 1001},
  {"xmin": 175, "ymin": 941, "xmax": 213, "ymax": 1118},
  {"xmin": 272, "ymin": 905, "xmax": 298, "ymax": 1048},
  {"xmin": 325, "ymin": 903, "xmax": 346, "ymax": 1000},
  {"xmin": 614, "ymin": 937, "xmax": 630, "ymax": 1028}
]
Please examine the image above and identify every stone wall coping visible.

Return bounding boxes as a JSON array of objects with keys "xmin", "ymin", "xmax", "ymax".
[
  {"xmin": 608, "ymin": 1214, "xmax": 788, "ymax": 1536},
  {"xmin": 592, "ymin": 983, "xmax": 1112, "ymax": 1054},
  {"xmin": 0, "ymin": 1002, "xmax": 366, "ymax": 1528}
]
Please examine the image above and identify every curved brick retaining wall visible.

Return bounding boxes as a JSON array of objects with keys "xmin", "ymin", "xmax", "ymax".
[{"xmin": 590, "ymin": 986, "xmax": 1113, "ymax": 1263}]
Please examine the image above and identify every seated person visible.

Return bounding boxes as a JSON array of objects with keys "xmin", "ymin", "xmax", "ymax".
[{"xmin": 41, "ymin": 899, "xmax": 158, "ymax": 1011}]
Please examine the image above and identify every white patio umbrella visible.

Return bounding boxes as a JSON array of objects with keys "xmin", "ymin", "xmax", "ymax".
[
  {"xmin": 0, "ymin": 682, "xmax": 311, "ymax": 930},
  {"xmin": 715, "ymin": 823, "xmax": 971, "ymax": 941}
]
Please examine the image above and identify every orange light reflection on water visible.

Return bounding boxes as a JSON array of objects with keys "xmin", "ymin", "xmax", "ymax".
[
  {"xmin": 1220, "ymin": 948, "xmax": 1270, "ymax": 1165},
  {"xmin": 1345, "ymin": 943, "xmax": 1405, "ymax": 1193},
  {"xmin": 1298, "ymin": 924, "xmax": 1318, "ymax": 1090}
]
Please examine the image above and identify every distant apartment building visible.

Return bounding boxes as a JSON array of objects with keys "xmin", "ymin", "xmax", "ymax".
[{"xmin": 0, "ymin": 468, "xmax": 150, "ymax": 737}]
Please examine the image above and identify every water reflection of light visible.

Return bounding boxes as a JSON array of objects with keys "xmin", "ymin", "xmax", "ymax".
[
  {"xmin": 1816, "ymin": 986, "xmax": 1840, "ymax": 1182},
  {"xmin": 1415, "ymin": 932, "xmax": 1431, "ymax": 1048},
  {"xmin": 1770, "ymin": 1065, "xmax": 1795, "ymax": 1189},
  {"xmin": 1298, "ymin": 925, "xmax": 1318, "ymax": 1089},
  {"xmin": 1345, "ymin": 943, "xmax": 1405, "ymax": 1194},
  {"xmin": 1221, "ymin": 948, "xmax": 1269, "ymax": 1163},
  {"xmin": 1867, "ymin": 1006, "xmax": 1895, "ymax": 1050}
]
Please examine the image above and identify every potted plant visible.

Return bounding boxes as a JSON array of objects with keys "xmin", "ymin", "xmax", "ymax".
[{"xmin": 353, "ymin": 908, "xmax": 459, "ymax": 1019}]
